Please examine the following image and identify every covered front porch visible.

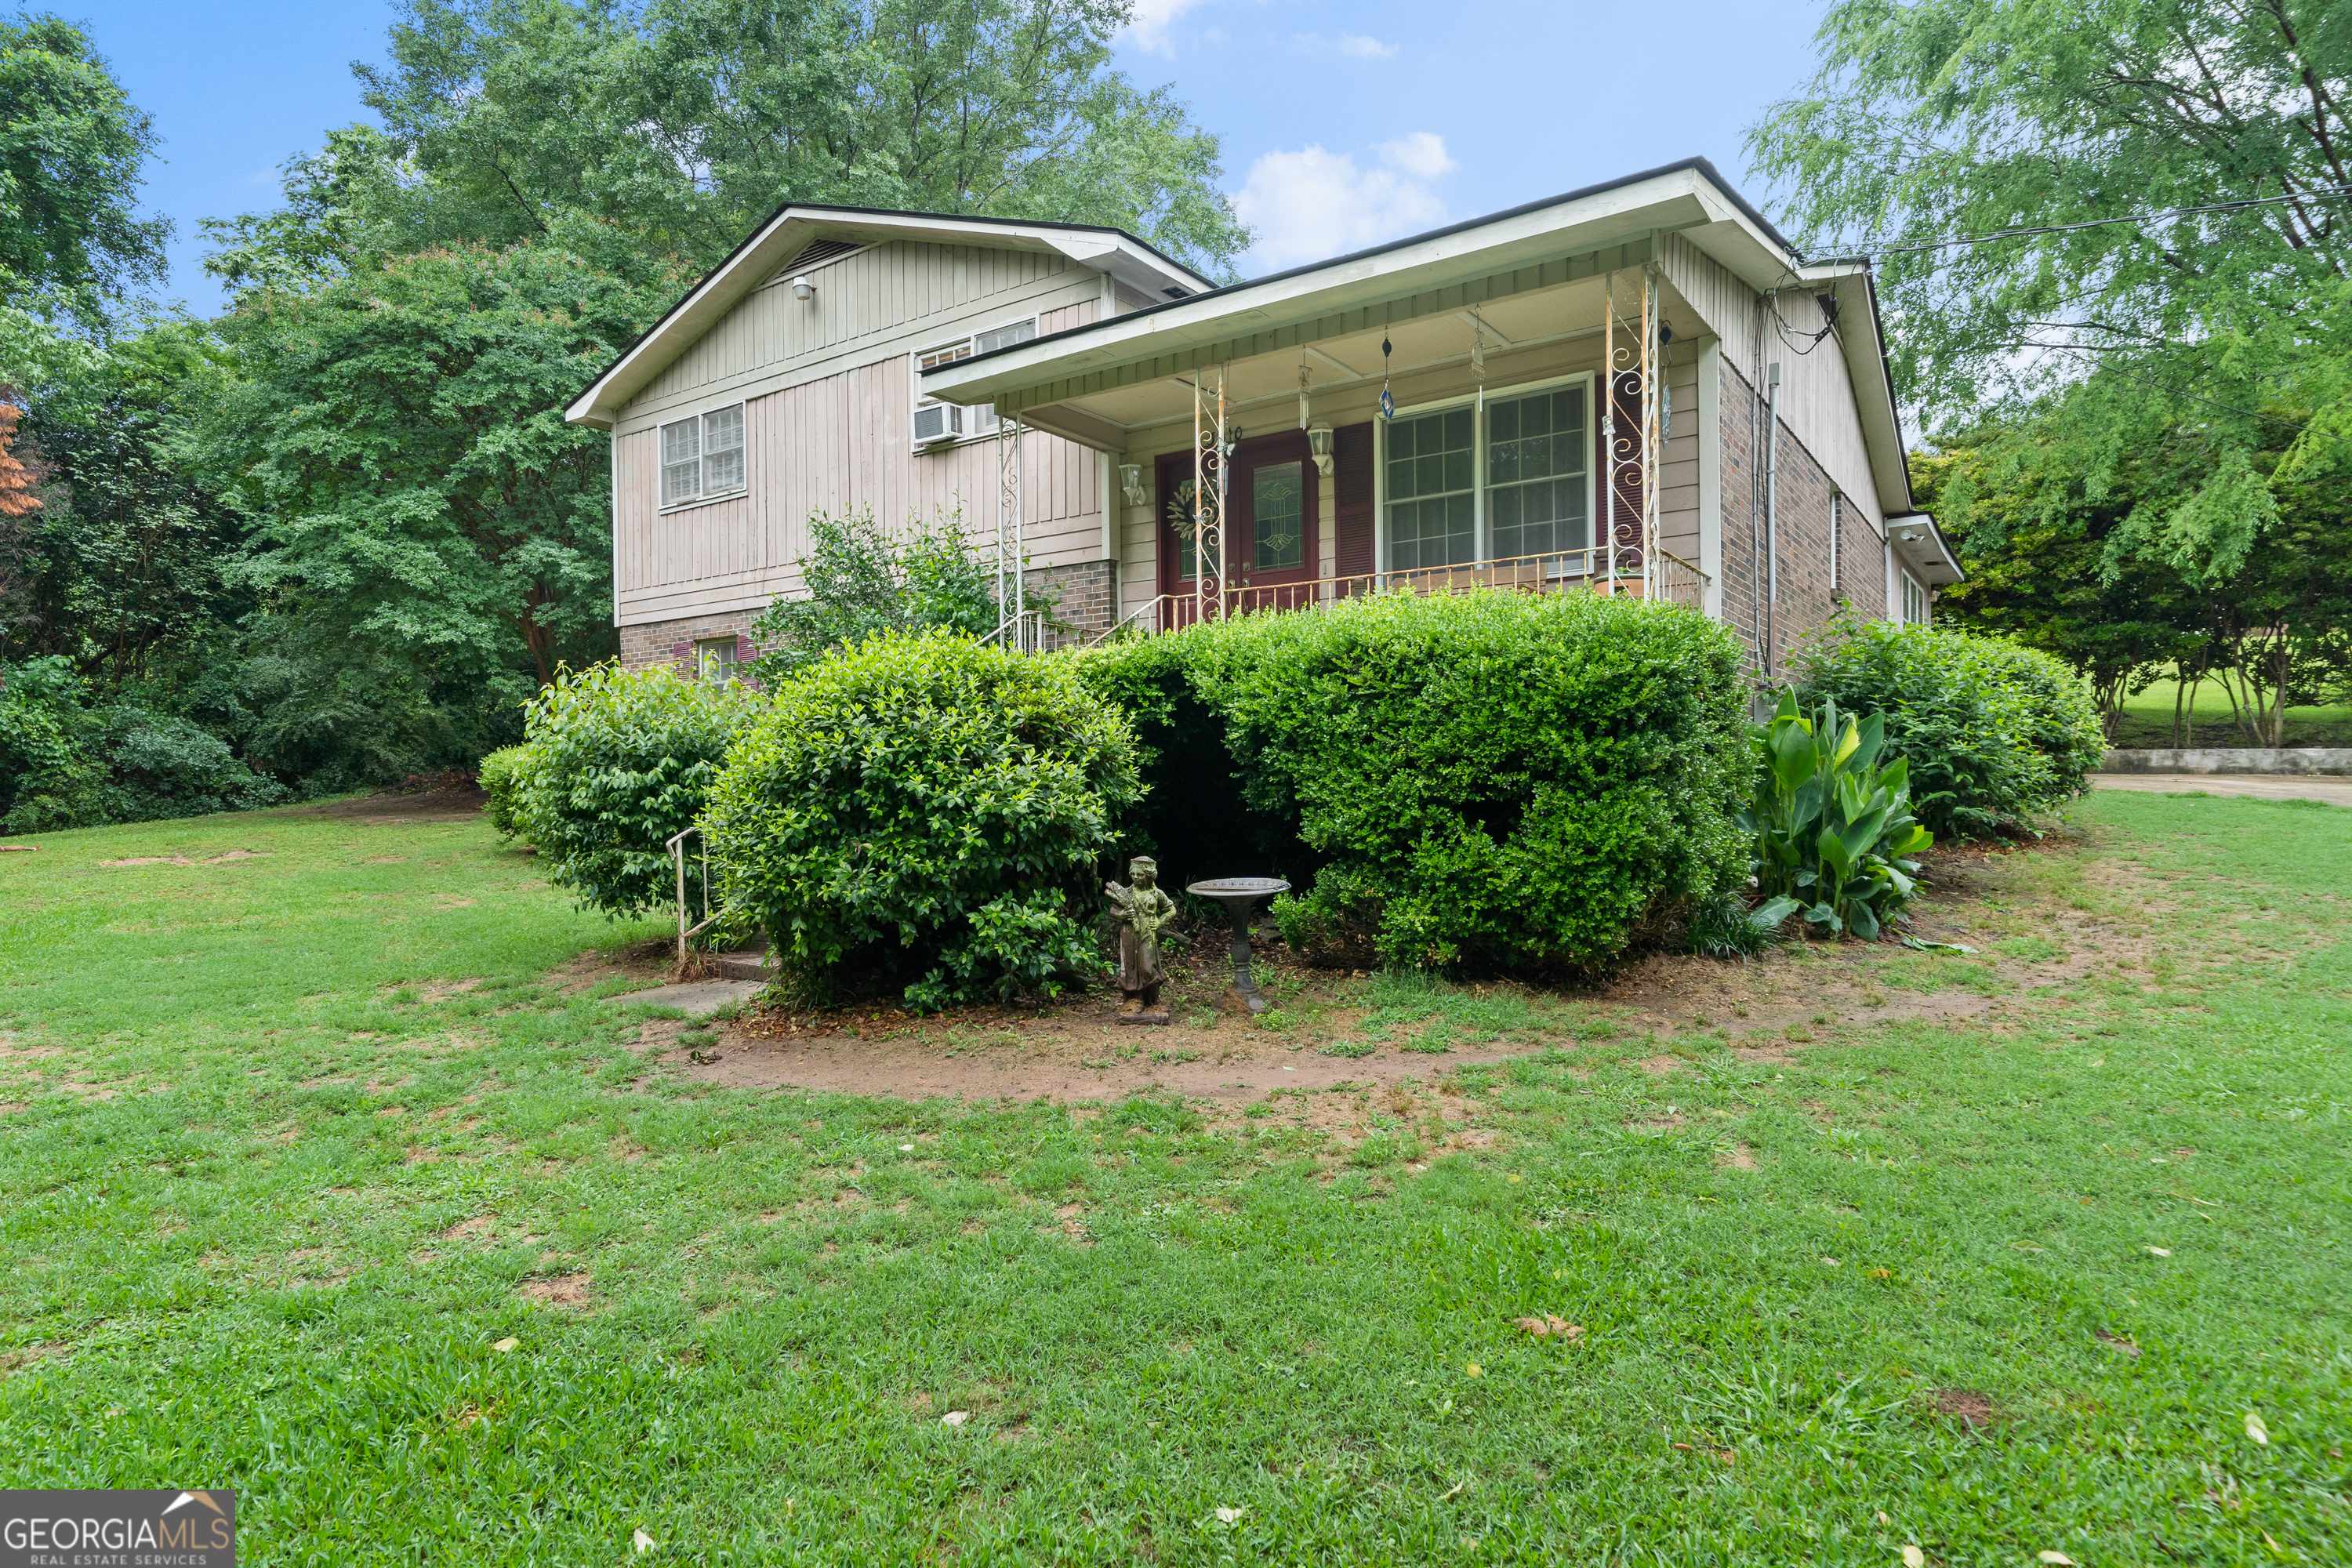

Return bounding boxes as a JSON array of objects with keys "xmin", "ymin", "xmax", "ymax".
[{"xmin": 921, "ymin": 165, "xmax": 1784, "ymax": 644}]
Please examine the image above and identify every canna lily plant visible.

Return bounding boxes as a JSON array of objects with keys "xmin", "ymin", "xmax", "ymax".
[{"xmin": 1743, "ymin": 690, "xmax": 1933, "ymax": 940}]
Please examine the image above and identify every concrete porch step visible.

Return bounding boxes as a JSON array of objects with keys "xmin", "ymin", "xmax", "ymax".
[{"xmin": 703, "ymin": 935, "xmax": 769, "ymax": 984}]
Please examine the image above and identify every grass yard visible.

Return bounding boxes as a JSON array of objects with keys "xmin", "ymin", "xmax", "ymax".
[
  {"xmin": 2, "ymin": 790, "xmax": 2349, "ymax": 1563},
  {"xmin": 2109, "ymin": 676, "xmax": 2352, "ymax": 750}
]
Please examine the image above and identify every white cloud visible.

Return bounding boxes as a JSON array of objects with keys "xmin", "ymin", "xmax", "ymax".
[
  {"xmin": 1377, "ymin": 131, "xmax": 1457, "ymax": 181},
  {"xmin": 1230, "ymin": 134, "xmax": 1457, "ymax": 271},
  {"xmin": 1293, "ymin": 31, "xmax": 1399, "ymax": 60},
  {"xmin": 1123, "ymin": 0, "xmax": 1208, "ymax": 56}
]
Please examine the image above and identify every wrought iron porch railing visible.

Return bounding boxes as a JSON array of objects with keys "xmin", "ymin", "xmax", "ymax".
[{"xmin": 1086, "ymin": 546, "xmax": 1709, "ymax": 645}]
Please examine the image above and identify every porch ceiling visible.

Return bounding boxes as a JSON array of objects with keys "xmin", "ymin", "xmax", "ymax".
[{"xmin": 974, "ymin": 263, "xmax": 1712, "ymax": 452}]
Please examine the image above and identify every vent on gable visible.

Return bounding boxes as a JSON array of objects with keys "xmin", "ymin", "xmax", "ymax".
[{"xmin": 778, "ymin": 238, "xmax": 862, "ymax": 276}]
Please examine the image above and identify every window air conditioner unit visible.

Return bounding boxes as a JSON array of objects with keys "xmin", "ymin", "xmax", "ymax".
[{"xmin": 913, "ymin": 401, "xmax": 965, "ymax": 445}]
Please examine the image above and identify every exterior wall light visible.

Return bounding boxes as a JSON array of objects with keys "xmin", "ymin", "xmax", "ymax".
[
  {"xmin": 1119, "ymin": 463, "xmax": 1148, "ymax": 507},
  {"xmin": 791, "ymin": 275, "xmax": 815, "ymax": 302},
  {"xmin": 1307, "ymin": 423, "xmax": 1334, "ymax": 477}
]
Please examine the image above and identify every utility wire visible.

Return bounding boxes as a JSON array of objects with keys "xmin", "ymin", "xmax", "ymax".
[{"xmin": 1828, "ymin": 185, "xmax": 2352, "ymax": 260}]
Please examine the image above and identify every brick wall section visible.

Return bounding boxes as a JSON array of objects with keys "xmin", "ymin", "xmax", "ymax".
[
  {"xmin": 1719, "ymin": 360, "xmax": 1764, "ymax": 667},
  {"xmin": 1032, "ymin": 559, "xmax": 1115, "ymax": 648},
  {"xmin": 1838, "ymin": 494, "xmax": 1891, "ymax": 622},
  {"xmin": 618, "ymin": 608, "xmax": 761, "ymax": 672},
  {"xmin": 1768, "ymin": 423, "xmax": 1839, "ymax": 675},
  {"xmin": 615, "ymin": 559, "xmax": 1120, "ymax": 669},
  {"xmin": 1718, "ymin": 357, "xmax": 1883, "ymax": 681}
]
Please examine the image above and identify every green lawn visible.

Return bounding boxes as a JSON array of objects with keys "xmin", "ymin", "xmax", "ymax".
[
  {"xmin": 2110, "ymin": 677, "xmax": 2352, "ymax": 750},
  {"xmin": 2, "ymin": 793, "xmax": 2349, "ymax": 1563}
]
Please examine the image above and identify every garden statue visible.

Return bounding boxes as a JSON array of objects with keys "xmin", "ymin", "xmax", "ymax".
[{"xmin": 1105, "ymin": 855, "xmax": 1178, "ymax": 1022}]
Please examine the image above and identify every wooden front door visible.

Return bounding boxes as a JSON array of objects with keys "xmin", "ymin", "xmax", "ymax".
[{"xmin": 1156, "ymin": 431, "xmax": 1322, "ymax": 614}]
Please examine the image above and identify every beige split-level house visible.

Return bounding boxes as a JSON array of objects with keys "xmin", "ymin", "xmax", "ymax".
[{"xmin": 564, "ymin": 158, "xmax": 1960, "ymax": 677}]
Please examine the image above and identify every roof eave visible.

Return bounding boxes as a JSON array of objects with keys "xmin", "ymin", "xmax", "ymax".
[
  {"xmin": 562, "ymin": 205, "xmax": 1213, "ymax": 429},
  {"xmin": 920, "ymin": 158, "xmax": 1802, "ymax": 407}
]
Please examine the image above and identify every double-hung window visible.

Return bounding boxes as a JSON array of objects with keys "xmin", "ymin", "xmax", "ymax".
[
  {"xmin": 1901, "ymin": 570, "xmax": 1929, "ymax": 626},
  {"xmin": 1381, "ymin": 377, "xmax": 1592, "ymax": 571},
  {"xmin": 912, "ymin": 316, "xmax": 1037, "ymax": 447},
  {"xmin": 659, "ymin": 403, "xmax": 746, "ymax": 509}
]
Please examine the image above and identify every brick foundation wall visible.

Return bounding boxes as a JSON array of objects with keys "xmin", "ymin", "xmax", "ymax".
[
  {"xmin": 615, "ymin": 558, "xmax": 1121, "ymax": 670},
  {"xmin": 618, "ymin": 608, "xmax": 761, "ymax": 673}
]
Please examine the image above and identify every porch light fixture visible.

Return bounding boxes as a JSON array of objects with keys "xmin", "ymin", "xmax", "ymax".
[
  {"xmin": 790, "ymin": 274, "xmax": 815, "ymax": 302},
  {"xmin": 1119, "ymin": 463, "xmax": 1147, "ymax": 507},
  {"xmin": 1307, "ymin": 423, "xmax": 1334, "ymax": 477}
]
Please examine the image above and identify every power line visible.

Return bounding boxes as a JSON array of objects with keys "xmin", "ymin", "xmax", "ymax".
[{"xmin": 1830, "ymin": 185, "xmax": 2352, "ymax": 259}]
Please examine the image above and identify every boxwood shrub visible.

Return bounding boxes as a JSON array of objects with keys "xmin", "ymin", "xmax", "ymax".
[
  {"xmin": 1790, "ymin": 617, "xmax": 2104, "ymax": 839},
  {"xmin": 516, "ymin": 662, "xmax": 766, "ymax": 917},
  {"xmin": 705, "ymin": 630, "xmax": 1141, "ymax": 1009},
  {"xmin": 1079, "ymin": 589, "xmax": 1751, "ymax": 975}
]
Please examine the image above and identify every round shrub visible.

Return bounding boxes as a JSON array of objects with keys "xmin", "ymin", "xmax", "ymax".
[
  {"xmin": 477, "ymin": 744, "xmax": 531, "ymax": 840},
  {"xmin": 1790, "ymin": 617, "xmax": 2104, "ymax": 839},
  {"xmin": 705, "ymin": 629, "xmax": 1141, "ymax": 1009},
  {"xmin": 517, "ymin": 662, "xmax": 766, "ymax": 917},
  {"xmin": 1084, "ymin": 589, "xmax": 1752, "ymax": 975}
]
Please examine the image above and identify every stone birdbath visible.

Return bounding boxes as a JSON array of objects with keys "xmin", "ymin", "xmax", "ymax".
[{"xmin": 1185, "ymin": 876, "xmax": 1290, "ymax": 1015}]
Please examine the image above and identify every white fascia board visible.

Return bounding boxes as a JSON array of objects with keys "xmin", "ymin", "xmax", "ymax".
[
  {"xmin": 920, "ymin": 168, "xmax": 1737, "ymax": 407},
  {"xmin": 563, "ymin": 208, "xmax": 1209, "ymax": 429}
]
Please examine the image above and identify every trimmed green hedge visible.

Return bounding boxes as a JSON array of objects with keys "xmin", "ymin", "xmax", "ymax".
[
  {"xmin": 1790, "ymin": 618, "xmax": 2104, "ymax": 839},
  {"xmin": 516, "ymin": 662, "xmax": 765, "ymax": 917},
  {"xmin": 1077, "ymin": 589, "xmax": 1752, "ymax": 974},
  {"xmin": 706, "ymin": 630, "xmax": 1140, "ymax": 1009}
]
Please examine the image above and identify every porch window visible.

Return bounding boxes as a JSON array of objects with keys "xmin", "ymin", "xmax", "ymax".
[
  {"xmin": 1483, "ymin": 385, "xmax": 1589, "ymax": 559},
  {"xmin": 1253, "ymin": 460, "xmax": 1305, "ymax": 570},
  {"xmin": 1384, "ymin": 406, "xmax": 1475, "ymax": 568},
  {"xmin": 659, "ymin": 403, "xmax": 747, "ymax": 509}
]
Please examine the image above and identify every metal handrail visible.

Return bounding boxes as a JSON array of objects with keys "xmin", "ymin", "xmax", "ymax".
[
  {"xmin": 1094, "ymin": 546, "xmax": 1713, "ymax": 638},
  {"xmin": 666, "ymin": 826, "xmax": 723, "ymax": 971}
]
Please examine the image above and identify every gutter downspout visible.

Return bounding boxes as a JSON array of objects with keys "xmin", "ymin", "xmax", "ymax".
[{"xmin": 1762, "ymin": 358, "xmax": 1782, "ymax": 681}]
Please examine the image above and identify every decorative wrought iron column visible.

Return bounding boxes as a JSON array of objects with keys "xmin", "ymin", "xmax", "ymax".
[
  {"xmin": 997, "ymin": 412, "xmax": 1025, "ymax": 644},
  {"xmin": 1192, "ymin": 368, "xmax": 1227, "ymax": 623},
  {"xmin": 1602, "ymin": 267, "xmax": 1660, "ymax": 593}
]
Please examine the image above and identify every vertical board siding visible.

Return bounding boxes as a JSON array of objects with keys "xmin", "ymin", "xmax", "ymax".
[
  {"xmin": 616, "ymin": 358, "xmax": 1104, "ymax": 625},
  {"xmin": 1659, "ymin": 230, "xmax": 1885, "ymax": 535},
  {"xmin": 613, "ymin": 240, "xmax": 1108, "ymax": 628}
]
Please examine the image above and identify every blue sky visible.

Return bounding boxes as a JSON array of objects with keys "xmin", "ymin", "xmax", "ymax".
[{"xmin": 90, "ymin": 0, "xmax": 1827, "ymax": 314}]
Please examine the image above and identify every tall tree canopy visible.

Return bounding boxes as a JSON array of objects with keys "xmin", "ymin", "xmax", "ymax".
[
  {"xmin": 1752, "ymin": 1, "xmax": 2352, "ymax": 743},
  {"xmin": 0, "ymin": 12, "xmax": 169, "ymax": 335},
  {"xmin": 210, "ymin": 0, "xmax": 1247, "ymax": 287},
  {"xmin": 1748, "ymin": 0, "xmax": 2351, "ymax": 416}
]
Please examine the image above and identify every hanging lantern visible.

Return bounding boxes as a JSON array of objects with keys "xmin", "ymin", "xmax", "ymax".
[{"xmin": 1378, "ymin": 335, "xmax": 1395, "ymax": 422}]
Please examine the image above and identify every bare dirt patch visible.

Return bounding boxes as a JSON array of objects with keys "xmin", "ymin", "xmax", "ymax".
[
  {"xmin": 604, "ymin": 835, "xmax": 2154, "ymax": 1124},
  {"xmin": 521, "ymin": 1273, "xmax": 592, "ymax": 1309},
  {"xmin": 1930, "ymin": 1388, "xmax": 2001, "ymax": 1428},
  {"xmin": 300, "ymin": 785, "xmax": 485, "ymax": 826},
  {"xmin": 0, "ymin": 1342, "xmax": 71, "ymax": 1375},
  {"xmin": 98, "ymin": 849, "xmax": 266, "ymax": 869}
]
